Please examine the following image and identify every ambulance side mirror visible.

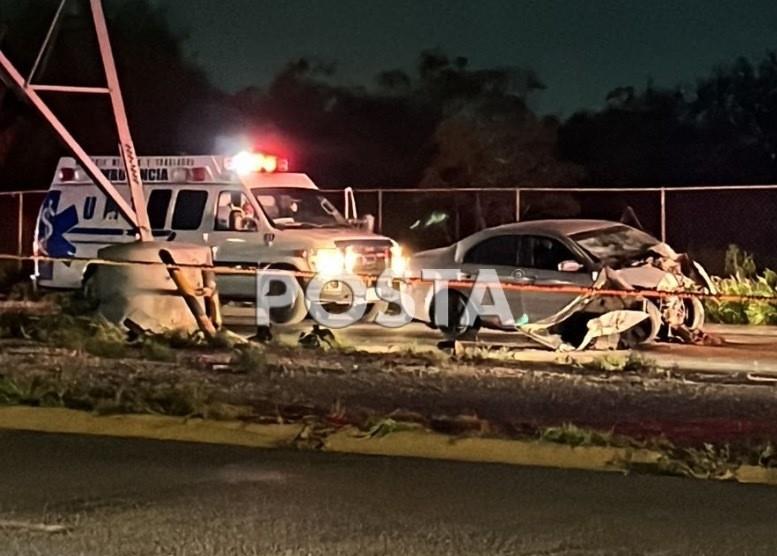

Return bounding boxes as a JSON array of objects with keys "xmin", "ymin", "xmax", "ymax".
[{"xmin": 349, "ymin": 214, "xmax": 375, "ymax": 232}]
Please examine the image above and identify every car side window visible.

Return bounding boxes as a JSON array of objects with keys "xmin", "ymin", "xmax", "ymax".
[
  {"xmin": 146, "ymin": 189, "xmax": 172, "ymax": 229},
  {"xmin": 215, "ymin": 191, "xmax": 257, "ymax": 231},
  {"xmin": 520, "ymin": 235, "xmax": 578, "ymax": 271},
  {"xmin": 171, "ymin": 190, "xmax": 208, "ymax": 230},
  {"xmin": 463, "ymin": 235, "xmax": 518, "ymax": 266}
]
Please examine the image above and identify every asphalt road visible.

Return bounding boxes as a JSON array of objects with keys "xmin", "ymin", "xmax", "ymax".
[
  {"xmin": 0, "ymin": 431, "xmax": 776, "ymax": 555},
  {"xmin": 223, "ymin": 306, "xmax": 777, "ymax": 374}
]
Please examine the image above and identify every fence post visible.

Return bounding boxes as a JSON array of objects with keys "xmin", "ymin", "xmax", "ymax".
[
  {"xmin": 515, "ymin": 188, "xmax": 521, "ymax": 222},
  {"xmin": 377, "ymin": 190, "xmax": 383, "ymax": 233},
  {"xmin": 16, "ymin": 193, "xmax": 24, "ymax": 271},
  {"xmin": 660, "ymin": 188, "xmax": 667, "ymax": 243},
  {"xmin": 17, "ymin": 192, "xmax": 24, "ymax": 255}
]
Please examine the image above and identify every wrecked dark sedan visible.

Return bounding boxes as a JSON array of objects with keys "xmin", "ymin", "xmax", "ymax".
[{"xmin": 406, "ymin": 219, "xmax": 714, "ymax": 349}]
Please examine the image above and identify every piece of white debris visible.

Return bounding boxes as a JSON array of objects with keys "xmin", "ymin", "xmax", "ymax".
[{"xmin": 0, "ymin": 520, "xmax": 69, "ymax": 533}]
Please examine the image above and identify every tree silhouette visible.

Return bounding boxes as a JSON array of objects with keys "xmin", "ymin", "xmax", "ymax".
[{"xmin": 0, "ymin": 0, "xmax": 222, "ymax": 187}]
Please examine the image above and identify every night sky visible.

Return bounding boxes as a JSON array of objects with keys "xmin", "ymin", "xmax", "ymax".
[{"xmin": 157, "ymin": 0, "xmax": 777, "ymax": 115}]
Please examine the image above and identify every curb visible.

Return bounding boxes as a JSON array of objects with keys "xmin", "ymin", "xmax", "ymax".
[
  {"xmin": 324, "ymin": 427, "xmax": 660, "ymax": 472},
  {"xmin": 1, "ymin": 406, "xmax": 776, "ymax": 486},
  {"xmin": 0, "ymin": 406, "xmax": 303, "ymax": 449}
]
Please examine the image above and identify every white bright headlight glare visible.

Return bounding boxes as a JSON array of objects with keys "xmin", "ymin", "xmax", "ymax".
[
  {"xmin": 310, "ymin": 248, "xmax": 346, "ymax": 277},
  {"xmin": 344, "ymin": 246, "xmax": 359, "ymax": 274},
  {"xmin": 390, "ymin": 245, "xmax": 408, "ymax": 275}
]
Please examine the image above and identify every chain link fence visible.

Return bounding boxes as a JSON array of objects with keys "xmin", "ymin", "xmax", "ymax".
[{"xmin": 3, "ymin": 186, "xmax": 777, "ymax": 275}]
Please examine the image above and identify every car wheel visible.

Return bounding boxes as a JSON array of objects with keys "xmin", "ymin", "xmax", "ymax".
[
  {"xmin": 360, "ymin": 301, "xmax": 390, "ymax": 323},
  {"xmin": 432, "ymin": 289, "xmax": 479, "ymax": 341},
  {"xmin": 683, "ymin": 296, "xmax": 705, "ymax": 331}
]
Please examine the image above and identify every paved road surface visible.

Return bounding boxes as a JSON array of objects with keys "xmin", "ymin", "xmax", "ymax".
[
  {"xmin": 0, "ymin": 431, "xmax": 775, "ymax": 555},
  {"xmin": 223, "ymin": 306, "xmax": 777, "ymax": 374}
]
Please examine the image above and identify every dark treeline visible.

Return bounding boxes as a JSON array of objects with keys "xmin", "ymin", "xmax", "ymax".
[{"xmin": 2, "ymin": 0, "xmax": 777, "ymax": 189}]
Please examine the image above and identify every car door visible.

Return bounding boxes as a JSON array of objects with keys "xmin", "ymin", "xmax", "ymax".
[
  {"xmin": 459, "ymin": 234, "xmax": 526, "ymax": 327},
  {"xmin": 516, "ymin": 234, "xmax": 595, "ymax": 322}
]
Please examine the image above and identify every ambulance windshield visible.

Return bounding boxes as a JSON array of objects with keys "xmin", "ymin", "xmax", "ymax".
[{"xmin": 252, "ymin": 188, "xmax": 347, "ymax": 229}]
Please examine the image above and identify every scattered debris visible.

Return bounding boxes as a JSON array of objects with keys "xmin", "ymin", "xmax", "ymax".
[
  {"xmin": 540, "ymin": 423, "xmax": 618, "ymax": 448},
  {"xmin": 298, "ymin": 324, "xmax": 337, "ymax": 349},
  {"xmin": 0, "ymin": 520, "xmax": 69, "ymax": 534}
]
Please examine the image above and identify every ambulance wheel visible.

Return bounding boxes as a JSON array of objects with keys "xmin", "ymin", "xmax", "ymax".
[
  {"xmin": 267, "ymin": 275, "xmax": 307, "ymax": 325},
  {"xmin": 80, "ymin": 266, "xmax": 101, "ymax": 308}
]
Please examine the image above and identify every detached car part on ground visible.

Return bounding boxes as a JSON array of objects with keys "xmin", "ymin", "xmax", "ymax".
[{"xmin": 407, "ymin": 220, "xmax": 715, "ymax": 350}]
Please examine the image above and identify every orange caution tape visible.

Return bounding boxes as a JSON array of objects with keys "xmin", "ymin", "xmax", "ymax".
[{"xmin": 1, "ymin": 252, "xmax": 775, "ymax": 304}]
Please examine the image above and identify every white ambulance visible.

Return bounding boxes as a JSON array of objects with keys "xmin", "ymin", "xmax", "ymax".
[{"xmin": 33, "ymin": 152, "xmax": 405, "ymax": 321}]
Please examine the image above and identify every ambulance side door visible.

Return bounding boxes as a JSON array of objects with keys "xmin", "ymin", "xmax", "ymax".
[
  {"xmin": 206, "ymin": 189, "xmax": 268, "ymax": 299},
  {"xmin": 166, "ymin": 188, "xmax": 210, "ymax": 245}
]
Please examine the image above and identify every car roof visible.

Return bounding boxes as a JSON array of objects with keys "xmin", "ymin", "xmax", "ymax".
[{"xmin": 486, "ymin": 219, "xmax": 625, "ymax": 237}]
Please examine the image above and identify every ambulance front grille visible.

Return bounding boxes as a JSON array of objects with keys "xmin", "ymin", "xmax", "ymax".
[{"xmin": 335, "ymin": 240, "xmax": 392, "ymax": 275}]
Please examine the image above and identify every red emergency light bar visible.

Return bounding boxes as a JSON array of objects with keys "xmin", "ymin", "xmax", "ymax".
[
  {"xmin": 225, "ymin": 151, "xmax": 288, "ymax": 176},
  {"xmin": 59, "ymin": 168, "xmax": 75, "ymax": 181}
]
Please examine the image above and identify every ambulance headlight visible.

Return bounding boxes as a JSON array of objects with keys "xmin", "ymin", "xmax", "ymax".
[
  {"xmin": 309, "ymin": 248, "xmax": 345, "ymax": 277},
  {"xmin": 344, "ymin": 246, "xmax": 359, "ymax": 274},
  {"xmin": 390, "ymin": 245, "xmax": 408, "ymax": 275}
]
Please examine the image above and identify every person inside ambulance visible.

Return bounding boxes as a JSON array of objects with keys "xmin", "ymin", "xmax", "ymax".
[
  {"xmin": 278, "ymin": 195, "xmax": 300, "ymax": 219},
  {"xmin": 216, "ymin": 192, "xmax": 257, "ymax": 231}
]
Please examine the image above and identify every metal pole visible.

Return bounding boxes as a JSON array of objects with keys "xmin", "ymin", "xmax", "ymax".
[
  {"xmin": 515, "ymin": 188, "xmax": 521, "ymax": 222},
  {"xmin": 27, "ymin": 0, "xmax": 67, "ymax": 85},
  {"xmin": 90, "ymin": 0, "xmax": 151, "ymax": 241},
  {"xmin": 0, "ymin": 51, "xmax": 140, "ymax": 229},
  {"xmin": 377, "ymin": 190, "xmax": 383, "ymax": 233},
  {"xmin": 30, "ymin": 85, "xmax": 111, "ymax": 94},
  {"xmin": 16, "ymin": 193, "xmax": 23, "ymax": 257},
  {"xmin": 660, "ymin": 188, "xmax": 667, "ymax": 243}
]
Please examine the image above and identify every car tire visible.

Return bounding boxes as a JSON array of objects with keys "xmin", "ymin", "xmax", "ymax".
[
  {"xmin": 431, "ymin": 289, "xmax": 480, "ymax": 341},
  {"xmin": 360, "ymin": 301, "xmax": 389, "ymax": 323},
  {"xmin": 684, "ymin": 296, "xmax": 705, "ymax": 331}
]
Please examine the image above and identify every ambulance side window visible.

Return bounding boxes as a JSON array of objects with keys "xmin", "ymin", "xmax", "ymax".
[
  {"xmin": 147, "ymin": 189, "xmax": 172, "ymax": 229},
  {"xmin": 215, "ymin": 191, "xmax": 256, "ymax": 231},
  {"xmin": 171, "ymin": 190, "xmax": 208, "ymax": 230},
  {"xmin": 104, "ymin": 198, "xmax": 120, "ymax": 221},
  {"xmin": 83, "ymin": 196, "xmax": 97, "ymax": 220}
]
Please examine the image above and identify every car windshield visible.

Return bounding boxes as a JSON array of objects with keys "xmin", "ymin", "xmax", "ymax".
[
  {"xmin": 571, "ymin": 225, "xmax": 660, "ymax": 265},
  {"xmin": 252, "ymin": 187, "xmax": 347, "ymax": 229}
]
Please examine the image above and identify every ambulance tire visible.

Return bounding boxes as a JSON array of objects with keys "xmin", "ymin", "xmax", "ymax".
[
  {"xmin": 81, "ymin": 266, "xmax": 101, "ymax": 309},
  {"xmin": 266, "ymin": 270, "xmax": 308, "ymax": 326}
]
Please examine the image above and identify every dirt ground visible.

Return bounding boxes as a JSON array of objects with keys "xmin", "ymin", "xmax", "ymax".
[{"xmin": 2, "ymin": 339, "xmax": 777, "ymax": 453}]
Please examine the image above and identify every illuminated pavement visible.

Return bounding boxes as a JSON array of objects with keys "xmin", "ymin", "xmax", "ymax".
[
  {"xmin": 223, "ymin": 306, "xmax": 777, "ymax": 375},
  {"xmin": 0, "ymin": 431, "xmax": 776, "ymax": 555}
]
